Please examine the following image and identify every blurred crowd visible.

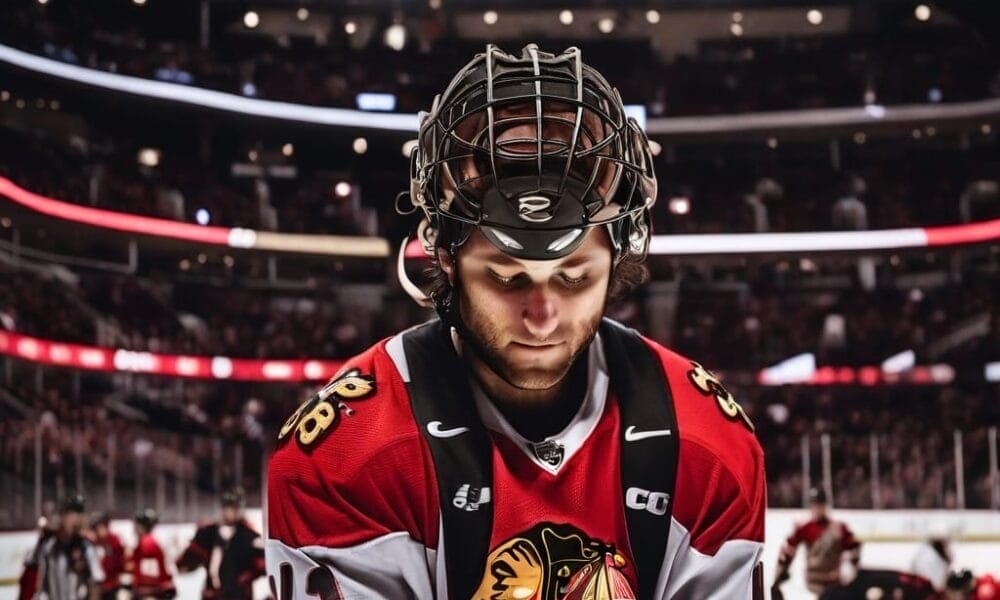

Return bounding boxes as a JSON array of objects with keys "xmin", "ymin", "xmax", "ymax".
[
  {"xmin": 752, "ymin": 384, "xmax": 1000, "ymax": 509},
  {"xmin": 1, "ymin": 2, "xmax": 998, "ymax": 115}
]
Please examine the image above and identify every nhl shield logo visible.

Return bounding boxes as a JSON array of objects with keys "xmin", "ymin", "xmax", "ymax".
[{"xmin": 531, "ymin": 439, "xmax": 565, "ymax": 468}]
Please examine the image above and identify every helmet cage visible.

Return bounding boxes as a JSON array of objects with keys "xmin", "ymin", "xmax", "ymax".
[{"xmin": 410, "ymin": 44, "xmax": 656, "ymax": 261}]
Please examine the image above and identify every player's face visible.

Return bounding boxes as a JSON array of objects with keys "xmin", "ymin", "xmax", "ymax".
[
  {"xmin": 810, "ymin": 502, "xmax": 827, "ymax": 520},
  {"xmin": 451, "ymin": 227, "xmax": 611, "ymax": 391},
  {"xmin": 222, "ymin": 506, "xmax": 241, "ymax": 525},
  {"xmin": 61, "ymin": 511, "xmax": 82, "ymax": 533}
]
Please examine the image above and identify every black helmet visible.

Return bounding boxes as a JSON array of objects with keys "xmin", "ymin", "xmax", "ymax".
[
  {"xmin": 134, "ymin": 508, "xmax": 158, "ymax": 531},
  {"xmin": 220, "ymin": 487, "xmax": 245, "ymax": 509},
  {"xmin": 91, "ymin": 511, "xmax": 111, "ymax": 526},
  {"xmin": 60, "ymin": 493, "xmax": 86, "ymax": 514},
  {"xmin": 808, "ymin": 487, "xmax": 828, "ymax": 505},
  {"xmin": 407, "ymin": 44, "xmax": 656, "ymax": 266}
]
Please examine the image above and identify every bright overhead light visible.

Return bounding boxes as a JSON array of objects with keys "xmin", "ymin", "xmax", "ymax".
[
  {"xmin": 767, "ymin": 137, "xmax": 778, "ymax": 149},
  {"xmin": 344, "ymin": 20, "xmax": 357, "ymax": 35},
  {"xmin": 353, "ymin": 137, "xmax": 368, "ymax": 154},
  {"xmin": 334, "ymin": 181, "xmax": 353, "ymax": 198},
  {"xmin": 243, "ymin": 11, "xmax": 260, "ymax": 29},
  {"xmin": 133, "ymin": 0, "xmax": 147, "ymax": 5},
  {"xmin": 137, "ymin": 148, "xmax": 161, "ymax": 167},
  {"xmin": 281, "ymin": 143, "xmax": 294, "ymax": 157},
  {"xmin": 559, "ymin": 10, "xmax": 574, "ymax": 25},
  {"xmin": 296, "ymin": 7, "xmax": 309, "ymax": 21},
  {"xmin": 730, "ymin": 22, "xmax": 744, "ymax": 36},
  {"xmin": 195, "ymin": 208, "xmax": 210, "ymax": 225},
  {"xmin": 668, "ymin": 197, "xmax": 690, "ymax": 215},
  {"xmin": 597, "ymin": 17, "xmax": 615, "ymax": 33},
  {"xmin": 731, "ymin": 11, "xmax": 743, "ymax": 23},
  {"xmin": 807, "ymin": 9, "xmax": 823, "ymax": 25},
  {"xmin": 428, "ymin": 0, "xmax": 442, "ymax": 9},
  {"xmin": 37, "ymin": 0, "xmax": 48, "ymax": 5},
  {"xmin": 646, "ymin": 10, "xmax": 661, "ymax": 24},
  {"xmin": 483, "ymin": 10, "xmax": 498, "ymax": 25},
  {"xmin": 914, "ymin": 4, "xmax": 931, "ymax": 21},
  {"xmin": 384, "ymin": 23, "xmax": 406, "ymax": 50}
]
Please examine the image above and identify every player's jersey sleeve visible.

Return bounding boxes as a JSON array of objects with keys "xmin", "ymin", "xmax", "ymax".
[
  {"xmin": 265, "ymin": 341, "xmax": 441, "ymax": 599},
  {"xmin": 779, "ymin": 522, "xmax": 808, "ymax": 565},
  {"xmin": 646, "ymin": 343, "xmax": 766, "ymax": 599}
]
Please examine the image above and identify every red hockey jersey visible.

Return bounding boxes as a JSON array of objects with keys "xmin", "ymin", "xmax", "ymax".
[
  {"xmin": 778, "ymin": 517, "xmax": 860, "ymax": 592},
  {"xmin": 131, "ymin": 533, "xmax": 176, "ymax": 599},
  {"xmin": 266, "ymin": 321, "xmax": 766, "ymax": 599}
]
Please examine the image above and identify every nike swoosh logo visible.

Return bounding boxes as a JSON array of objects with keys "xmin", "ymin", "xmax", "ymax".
[
  {"xmin": 624, "ymin": 426, "xmax": 672, "ymax": 442},
  {"xmin": 427, "ymin": 421, "xmax": 470, "ymax": 439}
]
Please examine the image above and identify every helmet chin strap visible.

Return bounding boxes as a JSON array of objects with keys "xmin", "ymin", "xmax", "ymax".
[{"xmin": 396, "ymin": 237, "xmax": 434, "ymax": 308}]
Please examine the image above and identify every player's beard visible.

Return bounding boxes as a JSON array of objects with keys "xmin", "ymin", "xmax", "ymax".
[{"xmin": 456, "ymin": 283, "xmax": 604, "ymax": 391}]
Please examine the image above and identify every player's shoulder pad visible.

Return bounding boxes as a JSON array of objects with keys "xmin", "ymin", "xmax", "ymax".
[
  {"xmin": 271, "ymin": 338, "xmax": 421, "ymax": 464},
  {"xmin": 642, "ymin": 336, "xmax": 757, "ymax": 438}
]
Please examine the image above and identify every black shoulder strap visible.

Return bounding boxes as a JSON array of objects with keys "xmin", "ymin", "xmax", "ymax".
[
  {"xmin": 600, "ymin": 318, "xmax": 680, "ymax": 599},
  {"xmin": 401, "ymin": 321, "xmax": 494, "ymax": 600}
]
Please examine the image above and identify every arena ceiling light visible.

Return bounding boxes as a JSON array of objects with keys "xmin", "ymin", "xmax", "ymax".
[
  {"xmin": 334, "ymin": 181, "xmax": 353, "ymax": 198},
  {"xmin": 646, "ymin": 10, "xmax": 661, "ymax": 24},
  {"xmin": 668, "ymin": 197, "xmax": 691, "ymax": 215},
  {"xmin": 243, "ymin": 11, "xmax": 260, "ymax": 29},
  {"xmin": 133, "ymin": 0, "xmax": 147, "ymax": 5},
  {"xmin": 597, "ymin": 17, "xmax": 615, "ymax": 34},
  {"xmin": 352, "ymin": 137, "xmax": 368, "ymax": 154},
  {"xmin": 344, "ymin": 20, "xmax": 358, "ymax": 35},
  {"xmin": 483, "ymin": 10, "xmax": 498, "ymax": 25},
  {"xmin": 915, "ymin": 4, "xmax": 931, "ymax": 21},
  {"xmin": 296, "ymin": 7, "xmax": 309, "ymax": 21},
  {"xmin": 807, "ymin": 9, "xmax": 823, "ymax": 25},
  {"xmin": 281, "ymin": 143, "xmax": 294, "ymax": 157},
  {"xmin": 384, "ymin": 23, "xmax": 406, "ymax": 50},
  {"xmin": 559, "ymin": 10, "xmax": 574, "ymax": 25},
  {"xmin": 730, "ymin": 22, "xmax": 744, "ymax": 36},
  {"xmin": 137, "ymin": 148, "xmax": 161, "ymax": 167}
]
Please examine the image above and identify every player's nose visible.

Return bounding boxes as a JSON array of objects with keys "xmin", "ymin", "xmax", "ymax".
[{"xmin": 522, "ymin": 285, "xmax": 558, "ymax": 340}]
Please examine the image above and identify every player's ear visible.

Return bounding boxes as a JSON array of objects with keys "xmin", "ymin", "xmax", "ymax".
[{"xmin": 437, "ymin": 248, "xmax": 456, "ymax": 284}]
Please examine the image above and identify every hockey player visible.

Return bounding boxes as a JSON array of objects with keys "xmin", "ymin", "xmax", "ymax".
[
  {"xmin": 774, "ymin": 487, "xmax": 860, "ymax": 596},
  {"xmin": 176, "ymin": 489, "xmax": 264, "ymax": 599},
  {"xmin": 89, "ymin": 512, "xmax": 125, "ymax": 600},
  {"xmin": 130, "ymin": 509, "xmax": 175, "ymax": 599},
  {"xmin": 34, "ymin": 495, "xmax": 105, "ymax": 600},
  {"xmin": 266, "ymin": 44, "xmax": 766, "ymax": 599}
]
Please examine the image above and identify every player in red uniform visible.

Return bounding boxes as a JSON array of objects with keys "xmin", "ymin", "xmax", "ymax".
[
  {"xmin": 774, "ymin": 488, "xmax": 861, "ymax": 596},
  {"xmin": 90, "ymin": 512, "xmax": 126, "ymax": 600},
  {"xmin": 130, "ymin": 509, "xmax": 176, "ymax": 599},
  {"xmin": 266, "ymin": 44, "xmax": 766, "ymax": 599}
]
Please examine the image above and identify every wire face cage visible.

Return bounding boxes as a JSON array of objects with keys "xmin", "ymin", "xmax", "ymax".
[{"xmin": 409, "ymin": 44, "xmax": 657, "ymax": 262}]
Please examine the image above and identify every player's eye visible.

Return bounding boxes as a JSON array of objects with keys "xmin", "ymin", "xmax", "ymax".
[
  {"xmin": 559, "ymin": 273, "xmax": 589, "ymax": 288},
  {"xmin": 487, "ymin": 269, "xmax": 525, "ymax": 289}
]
